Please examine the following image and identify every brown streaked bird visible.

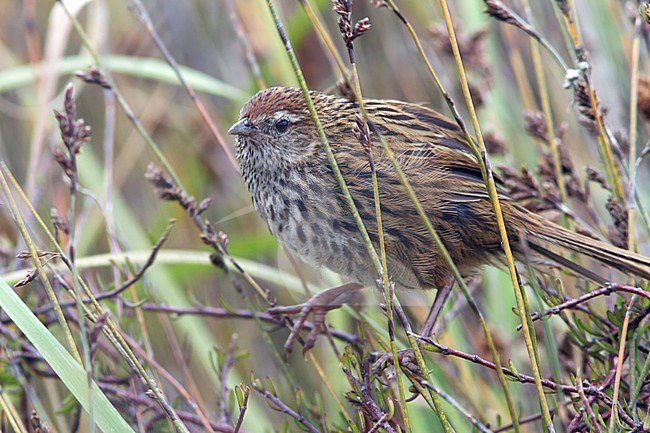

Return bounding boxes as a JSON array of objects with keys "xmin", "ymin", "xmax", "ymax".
[{"xmin": 228, "ymin": 86, "xmax": 650, "ymax": 354}]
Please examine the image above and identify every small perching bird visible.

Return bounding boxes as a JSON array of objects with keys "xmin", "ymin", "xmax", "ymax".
[{"xmin": 229, "ymin": 86, "xmax": 650, "ymax": 354}]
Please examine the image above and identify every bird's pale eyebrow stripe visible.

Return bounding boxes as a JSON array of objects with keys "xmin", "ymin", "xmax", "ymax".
[{"xmin": 273, "ymin": 111, "xmax": 302, "ymax": 122}]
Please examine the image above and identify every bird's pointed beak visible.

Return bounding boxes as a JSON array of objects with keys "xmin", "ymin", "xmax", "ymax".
[{"xmin": 228, "ymin": 118, "xmax": 254, "ymax": 136}]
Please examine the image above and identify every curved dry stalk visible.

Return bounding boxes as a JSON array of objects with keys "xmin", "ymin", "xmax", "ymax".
[
  {"xmin": 375, "ymin": 0, "xmax": 524, "ymax": 429},
  {"xmin": 330, "ymin": 3, "xmax": 413, "ymax": 428},
  {"xmin": 608, "ymin": 296, "xmax": 636, "ymax": 432},
  {"xmin": 0, "ymin": 165, "xmax": 81, "ymax": 363},
  {"xmin": 436, "ymin": 1, "xmax": 553, "ymax": 429}
]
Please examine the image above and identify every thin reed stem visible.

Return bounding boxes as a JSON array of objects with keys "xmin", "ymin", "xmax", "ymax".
[
  {"xmin": 0, "ymin": 165, "xmax": 81, "ymax": 364},
  {"xmin": 437, "ymin": 0, "xmax": 553, "ymax": 429}
]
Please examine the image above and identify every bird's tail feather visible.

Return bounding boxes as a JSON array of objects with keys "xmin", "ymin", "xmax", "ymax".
[{"xmin": 525, "ymin": 222, "xmax": 650, "ymax": 282}]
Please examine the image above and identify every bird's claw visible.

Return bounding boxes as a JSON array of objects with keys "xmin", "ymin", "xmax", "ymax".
[
  {"xmin": 267, "ymin": 282, "xmax": 364, "ymax": 358},
  {"xmin": 268, "ymin": 299, "xmax": 331, "ymax": 357}
]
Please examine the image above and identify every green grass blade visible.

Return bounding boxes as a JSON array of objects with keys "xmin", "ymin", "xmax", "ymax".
[
  {"xmin": 0, "ymin": 55, "xmax": 247, "ymax": 101},
  {"xmin": 0, "ymin": 278, "xmax": 134, "ymax": 433}
]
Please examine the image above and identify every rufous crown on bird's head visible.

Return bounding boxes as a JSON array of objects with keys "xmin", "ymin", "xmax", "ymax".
[{"xmin": 228, "ymin": 87, "xmax": 310, "ymax": 137}]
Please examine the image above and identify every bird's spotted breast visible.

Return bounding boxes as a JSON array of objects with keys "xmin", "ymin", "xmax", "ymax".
[{"xmin": 246, "ymin": 165, "xmax": 371, "ymax": 282}]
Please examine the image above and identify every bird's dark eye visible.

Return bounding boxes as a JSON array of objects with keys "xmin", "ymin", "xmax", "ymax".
[{"xmin": 275, "ymin": 119, "xmax": 289, "ymax": 133}]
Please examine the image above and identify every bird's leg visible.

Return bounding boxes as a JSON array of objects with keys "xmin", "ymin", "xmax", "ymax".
[
  {"xmin": 372, "ymin": 279, "xmax": 457, "ymax": 377},
  {"xmin": 418, "ymin": 277, "xmax": 455, "ymax": 338},
  {"xmin": 268, "ymin": 282, "xmax": 365, "ymax": 356}
]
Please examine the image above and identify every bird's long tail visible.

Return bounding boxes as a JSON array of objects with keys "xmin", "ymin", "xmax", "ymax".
[{"xmin": 522, "ymin": 216, "xmax": 650, "ymax": 284}]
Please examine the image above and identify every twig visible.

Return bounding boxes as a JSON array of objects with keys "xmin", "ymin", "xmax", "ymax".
[
  {"xmin": 128, "ymin": 0, "xmax": 238, "ymax": 169},
  {"xmin": 223, "ymin": 0, "xmax": 266, "ymax": 90},
  {"xmin": 233, "ymin": 386, "xmax": 250, "ymax": 433},
  {"xmin": 95, "ymin": 219, "xmax": 176, "ymax": 299},
  {"xmin": 483, "ymin": 0, "xmax": 569, "ymax": 72},
  {"xmin": 527, "ymin": 283, "xmax": 650, "ymax": 327},
  {"xmin": 25, "ymin": 221, "xmax": 175, "ymax": 318},
  {"xmin": 411, "ymin": 375, "xmax": 493, "ymax": 433},
  {"xmin": 609, "ymin": 296, "xmax": 636, "ymax": 432},
  {"xmin": 250, "ymin": 383, "xmax": 320, "ymax": 433},
  {"xmin": 332, "ymin": 2, "xmax": 412, "ymax": 429},
  {"xmin": 492, "ymin": 398, "xmax": 576, "ymax": 433},
  {"xmin": 367, "ymin": 413, "xmax": 392, "ymax": 433},
  {"xmin": 340, "ymin": 358, "xmax": 399, "ymax": 433},
  {"xmin": 409, "ymin": 334, "xmax": 596, "ymax": 394},
  {"xmin": 133, "ymin": 303, "xmax": 361, "ymax": 348},
  {"xmin": 575, "ymin": 374, "xmax": 600, "ymax": 433},
  {"xmin": 100, "ymin": 383, "xmax": 244, "ymax": 433}
]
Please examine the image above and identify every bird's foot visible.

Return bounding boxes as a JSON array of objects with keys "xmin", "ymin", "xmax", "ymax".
[{"xmin": 268, "ymin": 282, "xmax": 364, "ymax": 358}]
